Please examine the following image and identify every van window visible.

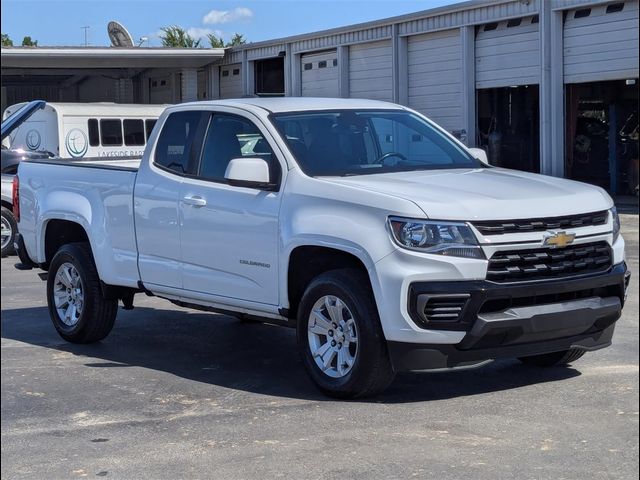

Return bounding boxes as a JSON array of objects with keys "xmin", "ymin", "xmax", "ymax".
[
  {"xmin": 88, "ymin": 119, "xmax": 100, "ymax": 146},
  {"xmin": 154, "ymin": 111, "xmax": 209, "ymax": 175},
  {"xmin": 100, "ymin": 119, "xmax": 123, "ymax": 146},
  {"xmin": 145, "ymin": 119, "xmax": 157, "ymax": 140},
  {"xmin": 123, "ymin": 119, "xmax": 145, "ymax": 146}
]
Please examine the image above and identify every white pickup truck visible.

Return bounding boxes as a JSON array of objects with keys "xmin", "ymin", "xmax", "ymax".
[{"xmin": 14, "ymin": 98, "xmax": 630, "ymax": 398}]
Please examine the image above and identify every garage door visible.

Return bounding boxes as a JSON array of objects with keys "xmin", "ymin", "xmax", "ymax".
[
  {"xmin": 301, "ymin": 50, "xmax": 339, "ymax": 97},
  {"xmin": 219, "ymin": 64, "xmax": 243, "ymax": 99},
  {"xmin": 564, "ymin": 1, "xmax": 639, "ymax": 83},
  {"xmin": 475, "ymin": 16, "xmax": 540, "ymax": 88},
  {"xmin": 149, "ymin": 74, "xmax": 173, "ymax": 104},
  {"xmin": 349, "ymin": 40, "xmax": 393, "ymax": 101},
  {"xmin": 407, "ymin": 29, "xmax": 462, "ymax": 132}
]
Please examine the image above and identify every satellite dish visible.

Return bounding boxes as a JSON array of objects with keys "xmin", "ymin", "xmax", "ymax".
[{"xmin": 108, "ymin": 21, "xmax": 134, "ymax": 47}]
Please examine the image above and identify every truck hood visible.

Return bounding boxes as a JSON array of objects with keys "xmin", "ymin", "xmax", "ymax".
[{"xmin": 326, "ymin": 167, "xmax": 613, "ymax": 221}]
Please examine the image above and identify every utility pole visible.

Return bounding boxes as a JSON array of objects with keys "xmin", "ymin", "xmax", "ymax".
[{"xmin": 81, "ymin": 26, "xmax": 90, "ymax": 46}]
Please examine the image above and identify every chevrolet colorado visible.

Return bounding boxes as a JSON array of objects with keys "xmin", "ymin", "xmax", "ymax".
[{"xmin": 14, "ymin": 98, "xmax": 630, "ymax": 398}]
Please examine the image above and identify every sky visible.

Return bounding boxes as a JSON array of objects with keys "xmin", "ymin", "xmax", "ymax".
[{"xmin": 1, "ymin": 0, "xmax": 458, "ymax": 47}]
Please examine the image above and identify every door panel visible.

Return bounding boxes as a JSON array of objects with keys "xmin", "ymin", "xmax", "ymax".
[
  {"xmin": 135, "ymin": 172, "xmax": 183, "ymax": 288},
  {"xmin": 180, "ymin": 113, "xmax": 281, "ymax": 305},
  {"xmin": 134, "ymin": 110, "xmax": 209, "ymax": 288}
]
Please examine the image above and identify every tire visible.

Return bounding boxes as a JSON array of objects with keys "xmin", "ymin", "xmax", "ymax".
[
  {"xmin": 518, "ymin": 348, "xmax": 586, "ymax": 367},
  {"xmin": 1, "ymin": 206, "xmax": 17, "ymax": 257},
  {"xmin": 297, "ymin": 268, "xmax": 395, "ymax": 399},
  {"xmin": 47, "ymin": 243, "xmax": 118, "ymax": 343}
]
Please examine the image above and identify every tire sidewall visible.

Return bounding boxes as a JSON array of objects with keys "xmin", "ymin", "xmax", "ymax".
[
  {"xmin": 47, "ymin": 245, "xmax": 96, "ymax": 340},
  {"xmin": 297, "ymin": 273, "xmax": 386, "ymax": 395},
  {"xmin": 1, "ymin": 206, "xmax": 17, "ymax": 257}
]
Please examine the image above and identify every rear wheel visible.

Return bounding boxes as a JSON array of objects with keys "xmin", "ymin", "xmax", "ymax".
[
  {"xmin": 1, "ymin": 206, "xmax": 17, "ymax": 257},
  {"xmin": 47, "ymin": 243, "xmax": 118, "ymax": 343},
  {"xmin": 518, "ymin": 348, "xmax": 586, "ymax": 367},
  {"xmin": 297, "ymin": 269, "xmax": 395, "ymax": 399}
]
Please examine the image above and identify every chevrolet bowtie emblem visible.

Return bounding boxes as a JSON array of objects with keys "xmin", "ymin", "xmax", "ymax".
[{"xmin": 542, "ymin": 231, "xmax": 576, "ymax": 248}]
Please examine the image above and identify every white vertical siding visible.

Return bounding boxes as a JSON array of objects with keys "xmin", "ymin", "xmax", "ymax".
[
  {"xmin": 563, "ymin": 0, "xmax": 639, "ymax": 83},
  {"xmin": 475, "ymin": 16, "xmax": 540, "ymax": 88},
  {"xmin": 219, "ymin": 64, "xmax": 243, "ymax": 99},
  {"xmin": 407, "ymin": 29, "xmax": 462, "ymax": 132},
  {"xmin": 349, "ymin": 40, "xmax": 393, "ymax": 101},
  {"xmin": 301, "ymin": 50, "xmax": 339, "ymax": 97}
]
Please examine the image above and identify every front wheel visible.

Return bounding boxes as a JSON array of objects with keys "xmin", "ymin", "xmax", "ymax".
[
  {"xmin": 518, "ymin": 348, "xmax": 586, "ymax": 367},
  {"xmin": 297, "ymin": 269, "xmax": 395, "ymax": 399},
  {"xmin": 47, "ymin": 243, "xmax": 118, "ymax": 343},
  {"xmin": 1, "ymin": 206, "xmax": 17, "ymax": 257}
]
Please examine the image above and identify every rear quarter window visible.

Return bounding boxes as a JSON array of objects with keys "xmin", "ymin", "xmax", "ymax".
[{"xmin": 154, "ymin": 111, "xmax": 209, "ymax": 175}]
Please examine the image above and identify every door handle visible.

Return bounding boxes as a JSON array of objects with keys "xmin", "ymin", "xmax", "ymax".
[{"xmin": 182, "ymin": 195, "xmax": 207, "ymax": 207}]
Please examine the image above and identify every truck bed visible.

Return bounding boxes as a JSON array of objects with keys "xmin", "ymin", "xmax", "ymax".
[{"xmin": 17, "ymin": 158, "xmax": 141, "ymax": 288}]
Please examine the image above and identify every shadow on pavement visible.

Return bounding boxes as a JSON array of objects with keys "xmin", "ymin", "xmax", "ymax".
[{"xmin": 1, "ymin": 305, "xmax": 580, "ymax": 404}]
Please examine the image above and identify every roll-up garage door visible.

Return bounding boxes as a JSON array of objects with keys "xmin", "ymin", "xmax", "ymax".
[
  {"xmin": 407, "ymin": 29, "xmax": 462, "ymax": 132},
  {"xmin": 301, "ymin": 50, "xmax": 339, "ymax": 97},
  {"xmin": 564, "ymin": 1, "xmax": 639, "ymax": 84},
  {"xmin": 349, "ymin": 40, "xmax": 393, "ymax": 101},
  {"xmin": 219, "ymin": 64, "xmax": 243, "ymax": 99},
  {"xmin": 475, "ymin": 16, "xmax": 540, "ymax": 88}
]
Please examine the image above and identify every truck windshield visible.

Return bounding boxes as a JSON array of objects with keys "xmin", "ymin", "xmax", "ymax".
[{"xmin": 271, "ymin": 109, "xmax": 483, "ymax": 176}]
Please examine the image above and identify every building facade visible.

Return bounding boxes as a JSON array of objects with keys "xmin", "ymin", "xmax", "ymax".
[{"xmin": 1, "ymin": 0, "xmax": 639, "ymax": 194}]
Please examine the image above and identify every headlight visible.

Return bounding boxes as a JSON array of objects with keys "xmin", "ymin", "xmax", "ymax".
[
  {"xmin": 388, "ymin": 217, "xmax": 485, "ymax": 259},
  {"xmin": 611, "ymin": 207, "xmax": 621, "ymax": 243}
]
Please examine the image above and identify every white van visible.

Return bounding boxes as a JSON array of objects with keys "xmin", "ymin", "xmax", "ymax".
[{"xmin": 2, "ymin": 103, "xmax": 168, "ymax": 159}]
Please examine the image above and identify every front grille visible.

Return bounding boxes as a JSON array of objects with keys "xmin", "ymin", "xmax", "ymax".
[
  {"xmin": 487, "ymin": 241, "xmax": 612, "ymax": 283},
  {"xmin": 472, "ymin": 211, "xmax": 608, "ymax": 235},
  {"xmin": 419, "ymin": 295, "xmax": 470, "ymax": 324}
]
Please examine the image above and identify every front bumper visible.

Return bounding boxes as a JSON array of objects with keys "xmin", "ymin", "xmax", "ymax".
[{"xmin": 389, "ymin": 262, "xmax": 629, "ymax": 371}]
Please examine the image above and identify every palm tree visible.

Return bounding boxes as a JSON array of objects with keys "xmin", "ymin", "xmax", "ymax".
[
  {"xmin": 159, "ymin": 26, "xmax": 200, "ymax": 48},
  {"xmin": 227, "ymin": 33, "xmax": 246, "ymax": 46},
  {"xmin": 207, "ymin": 34, "xmax": 225, "ymax": 48}
]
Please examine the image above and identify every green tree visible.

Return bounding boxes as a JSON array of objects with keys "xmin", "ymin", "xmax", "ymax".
[
  {"xmin": 21, "ymin": 36, "xmax": 38, "ymax": 47},
  {"xmin": 207, "ymin": 33, "xmax": 225, "ymax": 48},
  {"xmin": 226, "ymin": 33, "xmax": 246, "ymax": 47},
  {"xmin": 1, "ymin": 33, "xmax": 13, "ymax": 46},
  {"xmin": 159, "ymin": 26, "xmax": 200, "ymax": 48}
]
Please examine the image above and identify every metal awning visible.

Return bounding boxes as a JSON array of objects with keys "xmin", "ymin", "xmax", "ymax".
[{"xmin": 1, "ymin": 47, "xmax": 225, "ymax": 70}]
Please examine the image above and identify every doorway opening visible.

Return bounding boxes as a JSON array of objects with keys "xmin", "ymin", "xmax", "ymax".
[
  {"xmin": 566, "ymin": 79, "xmax": 639, "ymax": 195},
  {"xmin": 254, "ymin": 57, "xmax": 285, "ymax": 97},
  {"xmin": 476, "ymin": 85, "xmax": 540, "ymax": 173}
]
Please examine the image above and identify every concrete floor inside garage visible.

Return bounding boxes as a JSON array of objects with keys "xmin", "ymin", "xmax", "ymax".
[{"xmin": 1, "ymin": 214, "xmax": 638, "ymax": 479}]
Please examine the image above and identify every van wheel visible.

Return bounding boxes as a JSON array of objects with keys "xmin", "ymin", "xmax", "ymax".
[
  {"xmin": 47, "ymin": 243, "xmax": 118, "ymax": 343},
  {"xmin": 1, "ymin": 206, "xmax": 17, "ymax": 257},
  {"xmin": 518, "ymin": 348, "xmax": 586, "ymax": 367},
  {"xmin": 297, "ymin": 269, "xmax": 395, "ymax": 399}
]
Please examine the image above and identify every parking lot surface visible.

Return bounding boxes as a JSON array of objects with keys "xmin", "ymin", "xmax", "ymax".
[{"xmin": 2, "ymin": 215, "xmax": 638, "ymax": 479}]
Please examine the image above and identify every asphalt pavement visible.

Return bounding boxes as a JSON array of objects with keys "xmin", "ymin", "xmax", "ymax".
[{"xmin": 1, "ymin": 215, "xmax": 638, "ymax": 479}]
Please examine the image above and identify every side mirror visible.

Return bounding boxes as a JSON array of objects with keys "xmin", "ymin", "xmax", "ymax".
[
  {"xmin": 468, "ymin": 147, "xmax": 488, "ymax": 164},
  {"xmin": 224, "ymin": 157, "xmax": 275, "ymax": 190}
]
